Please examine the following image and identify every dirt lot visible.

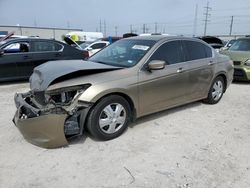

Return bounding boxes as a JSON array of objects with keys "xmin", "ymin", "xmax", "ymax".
[{"xmin": 0, "ymin": 82, "xmax": 249, "ymax": 188}]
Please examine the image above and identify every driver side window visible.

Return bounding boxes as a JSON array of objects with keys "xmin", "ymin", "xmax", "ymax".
[
  {"xmin": 149, "ymin": 40, "xmax": 184, "ymax": 65},
  {"xmin": 3, "ymin": 42, "xmax": 30, "ymax": 53}
]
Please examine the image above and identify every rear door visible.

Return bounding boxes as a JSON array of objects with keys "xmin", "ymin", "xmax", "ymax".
[
  {"xmin": 30, "ymin": 40, "xmax": 64, "ymax": 68},
  {"xmin": 182, "ymin": 40, "xmax": 215, "ymax": 100},
  {"xmin": 138, "ymin": 40, "xmax": 189, "ymax": 116}
]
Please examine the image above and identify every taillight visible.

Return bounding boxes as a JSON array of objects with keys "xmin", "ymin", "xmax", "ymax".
[{"xmin": 82, "ymin": 50, "xmax": 89, "ymax": 59}]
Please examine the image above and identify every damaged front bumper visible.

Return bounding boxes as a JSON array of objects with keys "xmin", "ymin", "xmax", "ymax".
[{"xmin": 13, "ymin": 91, "xmax": 91, "ymax": 149}]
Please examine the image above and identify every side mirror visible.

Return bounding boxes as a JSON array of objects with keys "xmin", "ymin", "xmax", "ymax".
[
  {"xmin": 148, "ymin": 60, "xmax": 166, "ymax": 70},
  {"xmin": 87, "ymin": 47, "xmax": 93, "ymax": 51},
  {"xmin": 0, "ymin": 49, "xmax": 4, "ymax": 56}
]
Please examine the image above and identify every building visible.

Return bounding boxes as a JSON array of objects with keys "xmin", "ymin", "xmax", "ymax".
[{"xmin": 0, "ymin": 25, "xmax": 83, "ymax": 41}]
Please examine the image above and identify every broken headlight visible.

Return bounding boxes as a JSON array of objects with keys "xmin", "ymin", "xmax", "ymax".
[{"xmin": 45, "ymin": 84, "xmax": 91, "ymax": 105}]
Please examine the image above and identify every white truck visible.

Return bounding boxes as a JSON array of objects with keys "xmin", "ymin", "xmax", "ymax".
[{"xmin": 65, "ymin": 31, "xmax": 103, "ymax": 42}]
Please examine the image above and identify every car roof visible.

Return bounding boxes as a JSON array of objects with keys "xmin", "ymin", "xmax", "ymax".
[
  {"xmin": 123, "ymin": 35, "xmax": 204, "ymax": 43},
  {"xmin": 2, "ymin": 38, "xmax": 60, "ymax": 43},
  {"xmin": 237, "ymin": 37, "xmax": 250, "ymax": 40}
]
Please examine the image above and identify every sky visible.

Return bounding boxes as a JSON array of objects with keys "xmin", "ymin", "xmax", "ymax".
[{"xmin": 0, "ymin": 0, "xmax": 250, "ymax": 36}]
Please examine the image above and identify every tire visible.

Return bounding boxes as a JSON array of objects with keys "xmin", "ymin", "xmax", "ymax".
[
  {"xmin": 203, "ymin": 76, "xmax": 225, "ymax": 104},
  {"xmin": 86, "ymin": 95, "xmax": 131, "ymax": 140}
]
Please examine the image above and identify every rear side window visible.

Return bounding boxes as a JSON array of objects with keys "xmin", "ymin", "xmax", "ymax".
[
  {"xmin": 183, "ymin": 40, "xmax": 212, "ymax": 61},
  {"xmin": 90, "ymin": 43, "xmax": 107, "ymax": 49},
  {"xmin": 32, "ymin": 41, "xmax": 63, "ymax": 52},
  {"xmin": 149, "ymin": 40, "xmax": 184, "ymax": 65}
]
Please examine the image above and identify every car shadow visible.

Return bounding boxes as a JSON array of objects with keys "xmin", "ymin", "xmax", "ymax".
[
  {"xmin": 67, "ymin": 134, "xmax": 88, "ymax": 145},
  {"xmin": 232, "ymin": 80, "xmax": 250, "ymax": 85},
  {"xmin": 69, "ymin": 101, "xmax": 202, "ymax": 144},
  {"xmin": 129, "ymin": 101, "xmax": 202, "ymax": 128},
  {"xmin": 0, "ymin": 80, "xmax": 28, "ymax": 86}
]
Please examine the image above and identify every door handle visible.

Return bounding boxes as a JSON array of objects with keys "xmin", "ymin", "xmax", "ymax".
[
  {"xmin": 177, "ymin": 67, "xmax": 184, "ymax": 73},
  {"xmin": 23, "ymin": 55, "xmax": 31, "ymax": 60},
  {"xmin": 55, "ymin": 53, "xmax": 61, "ymax": 57},
  {"xmin": 208, "ymin": 61, "xmax": 215, "ymax": 66}
]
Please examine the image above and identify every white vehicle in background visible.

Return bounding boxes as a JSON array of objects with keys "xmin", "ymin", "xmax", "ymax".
[
  {"xmin": 79, "ymin": 40, "xmax": 109, "ymax": 57},
  {"xmin": 63, "ymin": 36, "xmax": 110, "ymax": 58},
  {"xmin": 65, "ymin": 31, "xmax": 103, "ymax": 42}
]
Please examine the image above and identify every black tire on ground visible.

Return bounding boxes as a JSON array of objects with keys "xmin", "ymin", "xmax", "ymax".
[
  {"xmin": 86, "ymin": 95, "xmax": 131, "ymax": 140},
  {"xmin": 203, "ymin": 76, "xmax": 225, "ymax": 104}
]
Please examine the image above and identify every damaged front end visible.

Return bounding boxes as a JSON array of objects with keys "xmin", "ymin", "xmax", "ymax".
[{"xmin": 13, "ymin": 84, "xmax": 92, "ymax": 148}]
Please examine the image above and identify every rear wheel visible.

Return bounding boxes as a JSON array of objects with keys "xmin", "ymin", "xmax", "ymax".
[
  {"xmin": 203, "ymin": 76, "xmax": 225, "ymax": 104},
  {"xmin": 86, "ymin": 95, "xmax": 131, "ymax": 140}
]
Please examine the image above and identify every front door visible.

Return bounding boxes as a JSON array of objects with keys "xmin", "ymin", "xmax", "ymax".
[{"xmin": 138, "ymin": 40, "xmax": 189, "ymax": 116}]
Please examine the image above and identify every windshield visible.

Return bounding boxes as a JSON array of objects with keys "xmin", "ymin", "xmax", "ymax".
[
  {"xmin": 226, "ymin": 39, "xmax": 236, "ymax": 47},
  {"xmin": 229, "ymin": 39, "xmax": 250, "ymax": 51},
  {"xmin": 89, "ymin": 39, "xmax": 156, "ymax": 67},
  {"xmin": 0, "ymin": 40, "xmax": 7, "ymax": 47}
]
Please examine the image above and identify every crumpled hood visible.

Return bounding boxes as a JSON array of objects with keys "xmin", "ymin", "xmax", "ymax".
[{"xmin": 30, "ymin": 60, "xmax": 122, "ymax": 91}]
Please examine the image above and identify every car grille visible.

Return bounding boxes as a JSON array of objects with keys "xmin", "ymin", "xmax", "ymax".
[
  {"xmin": 233, "ymin": 61, "xmax": 241, "ymax": 66},
  {"xmin": 233, "ymin": 68, "xmax": 248, "ymax": 80},
  {"xmin": 234, "ymin": 68, "xmax": 244, "ymax": 76}
]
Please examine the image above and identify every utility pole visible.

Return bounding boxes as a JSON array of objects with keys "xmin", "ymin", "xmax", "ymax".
[
  {"xmin": 115, "ymin": 26, "xmax": 118, "ymax": 36},
  {"xmin": 34, "ymin": 19, "xmax": 37, "ymax": 27},
  {"xmin": 154, "ymin": 22, "xmax": 158, "ymax": 33},
  {"xmin": 203, "ymin": 1, "xmax": 211, "ymax": 36},
  {"xmin": 142, "ymin": 24, "xmax": 146, "ymax": 33},
  {"xmin": 130, "ymin": 24, "xmax": 133, "ymax": 33},
  {"xmin": 67, "ymin": 21, "xmax": 70, "ymax": 32},
  {"xmin": 193, "ymin": 4, "xmax": 198, "ymax": 36},
  {"xmin": 99, "ymin": 19, "xmax": 102, "ymax": 33},
  {"xmin": 104, "ymin": 20, "xmax": 106, "ymax": 37},
  {"xmin": 229, "ymin": 16, "xmax": 234, "ymax": 35}
]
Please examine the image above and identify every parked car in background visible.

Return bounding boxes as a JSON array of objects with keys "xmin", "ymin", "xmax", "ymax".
[
  {"xmin": 79, "ymin": 40, "xmax": 110, "ymax": 57},
  {"xmin": 198, "ymin": 36, "xmax": 224, "ymax": 51},
  {"xmin": 220, "ymin": 37, "xmax": 250, "ymax": 81},
  {"xmin": 13, "ymin": 36, "xmax": 233, "ymax": 148},
  {"xmin": 64, "ymin": 36, "xmax": 122, "ymax": 58},
  {"xmin": 220, "ymin": 39, "xmax": 237, "ymax": 51},
  {"xmin": 225, "ymin": 39, "xmax": 237, "ymax": 48},
  {"xmin": 0, "ymin": 38, "xmax": 85, "ymax": 81}
]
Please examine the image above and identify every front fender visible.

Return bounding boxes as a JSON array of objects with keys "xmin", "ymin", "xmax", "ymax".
[{"xmin": 78, "ymin": 85, "xmax": 139, "ymax": 112}]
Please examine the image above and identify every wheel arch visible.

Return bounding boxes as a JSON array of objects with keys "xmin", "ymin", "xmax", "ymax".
[
  {"xmin": 214, "ymin": 72, "xmax": 227, "ymax": 92},
  {"xmin": 85, "ymin": 91, "xmax": 137, "ymax": 125}
]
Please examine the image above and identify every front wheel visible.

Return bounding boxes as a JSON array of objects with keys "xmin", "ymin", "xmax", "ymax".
[
  {"xmin": 203, "ymin": 76, "xmax": 225, "ymax": 104},
  {"xmin": 86, "ymin": 95, "xmax": 131, "ymax": 140}
]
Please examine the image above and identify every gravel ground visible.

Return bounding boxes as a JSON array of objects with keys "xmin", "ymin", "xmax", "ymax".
[{"xmin": 0, "ymin": 82, "xmax": 249, "ymax": 188}]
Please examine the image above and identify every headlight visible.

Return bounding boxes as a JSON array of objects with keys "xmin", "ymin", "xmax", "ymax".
[
  {"xmin": 244, "ymin": 59, "xmax": 250, "ymax": 66},
  {"xmin": 45, "ymin": 84, "xmax": 91, "ymax": 104}
]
